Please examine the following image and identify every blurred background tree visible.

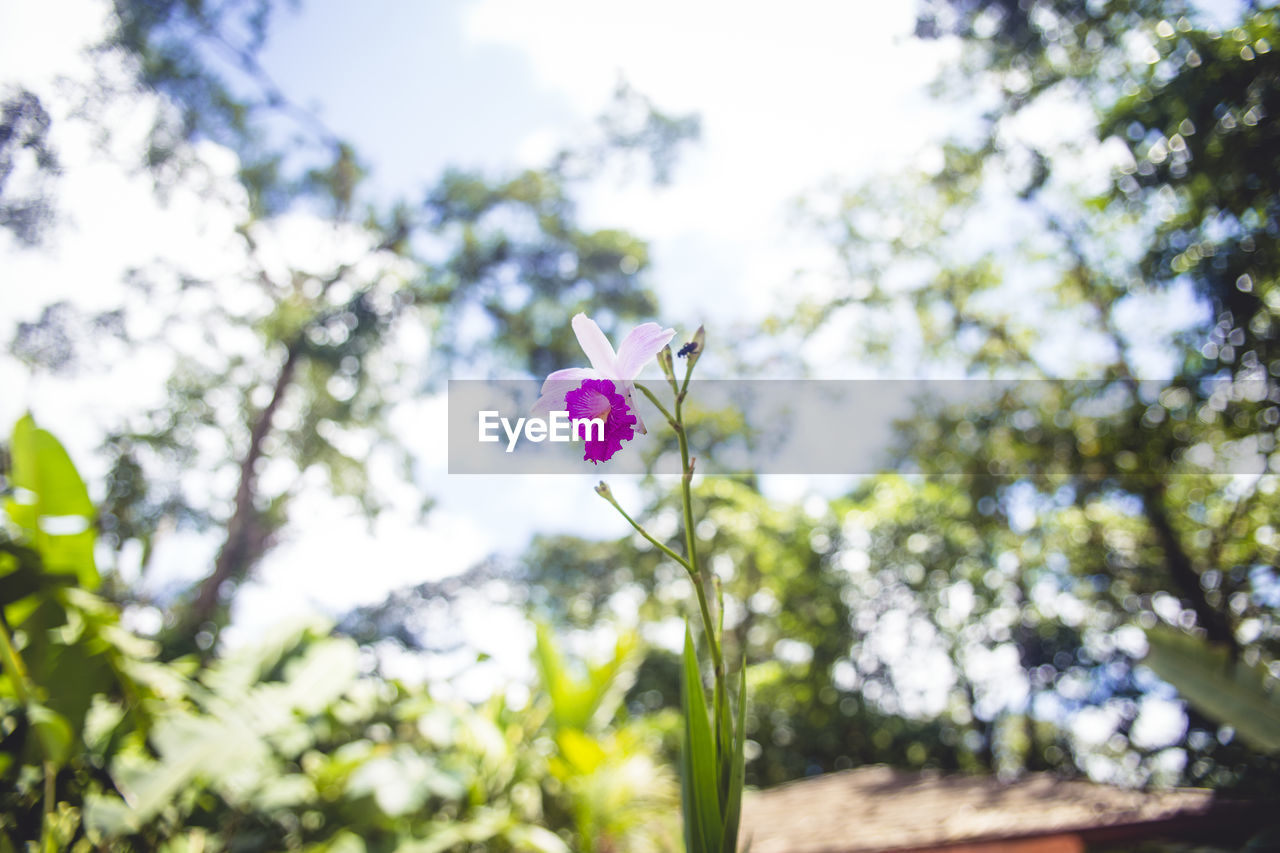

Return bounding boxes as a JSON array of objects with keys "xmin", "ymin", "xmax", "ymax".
[
  {"xmin": 5, "ymin": 0, "xmax": 699, "ymax": 657},
  {"xmin": 4, "ymin": 0, "xmax": 1280, "ymax": 849},
  {"xmin": 0, "ymin": 415, "xmax": 677, "ymax": 850},
  {"xmin": 396, "ymin": 0, "xmax": 1280, "ymax": 797},
  {"xmin": 779, "ymin": 0, "xmax": 1280, "ymax": 791}
]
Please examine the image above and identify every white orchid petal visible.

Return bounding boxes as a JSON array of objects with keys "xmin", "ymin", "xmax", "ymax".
[
  {"xmin": 615, "ymin": 323, "xmax": 677, "ymax": 379},
  {"xmin": 530, "ymin": 393, "xmax": 564, "ymax": 418},
  {"xmin": 539, "ymin": 367, "xmax": 599, "ymax": 396},
  {"xmin": 571, "ymin": 313, "xmax": 619, "ymax": 376},
  {"xmin": 620, "ymin": 382, "xmax": 648, "ymax": 435},
  {"xmin": 532, "ymin": 367, "xmax": 599, "ymax": 416}
]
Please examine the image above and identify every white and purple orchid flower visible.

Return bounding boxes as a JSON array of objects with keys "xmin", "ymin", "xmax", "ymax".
[{"xmin": 532, "ymin": 314, "xmax": 676, "ymax": 451}]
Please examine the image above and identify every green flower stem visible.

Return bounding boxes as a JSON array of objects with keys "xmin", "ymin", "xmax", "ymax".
[
  {"xmin": 634, "ymin": 382, "xmax": 677, "ymax": 429},
  {"xmin": 595, "ymin": 485, "xmax": 693, "ymax": 573},
  {"xmin": 596, "ymin": 475, "xmax": 721, "ymax": 688},
  {"xmin": 607, "ymin": 380, "xmax": 724, "ymax": 687},
  {"xmin": 677, "ymin": 328, "xmax": 702, "ymax": 402},
  {"xmin": 679, "ymin": 358, "xmax": 694, "ymax": 402},
  {"xmin": 670, "ymin": 339, "xmax": 730, "ymax": 780},
  {"xmin": 607, "ymin": 338, "xmax": 737, "ymax": 848},
  {"xmin": 42, "ymin": 760, "xmax": 55, "ymax": 851},
  {"xmin": 671, "ymin": 383, "xmax": 724, "ymax": 693}
]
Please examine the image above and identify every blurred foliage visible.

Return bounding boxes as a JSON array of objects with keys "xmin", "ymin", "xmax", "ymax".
[
  {"xmin": 0, "ymin": 87, "xmax": 59, "ymax": 246},
  {"xmin": 515, "ymin": 479, "xmax": 1014, "ymax": 788},
  {"xmin": 910, "ymin": 0, "xmax": 1280, "ymax": 381},
  {"xmin": 5, "ymin": 0, "xmax": 1279, "ymax": 846},
  {"xmin": 468, "ymin": 0, "xmax": 1280, "ymax": 802},
  {"xmin": 761, "ymin": 0, "xmax": 1280, "ymax": 793},
  {"xmin": 1, "ymin": 415, "xmax": 162, "ymax": 849},
  {"xmin": 1, "ymin": 415, "xmax": 677, "ymax": 852},
  {"xmin": 534, "ymin": 625, "xmax": 678, "ymax": 853},
  {"xmin": 4, "ymin": 0, "xmax": 700, "ymax": 655}
]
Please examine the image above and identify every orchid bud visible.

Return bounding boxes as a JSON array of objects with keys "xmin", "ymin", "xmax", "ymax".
[
  {"xmin": 658, "ymin": 344, "xmax": 676, "ymax": 383},
  {"xmin": 684, "ymin": 326, "xmax": 705, "ymax": 370}
]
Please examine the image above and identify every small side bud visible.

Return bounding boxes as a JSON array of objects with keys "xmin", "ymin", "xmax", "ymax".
[
  {"xmin": 594, "ymin": 481, "xmax": 614, "ymax": 501},
  {"xmin": 657, "ymin": 344, "xmax": 676, "ymax": 382}
]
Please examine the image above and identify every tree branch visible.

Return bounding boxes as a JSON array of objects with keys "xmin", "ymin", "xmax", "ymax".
[
  {"xmin": 182, "ymin": 338, "xmax": 301, "ymax": 641},
  {"xmin": 1139, "ymin": 480, "xmax": 1236, "ymax": 651}
]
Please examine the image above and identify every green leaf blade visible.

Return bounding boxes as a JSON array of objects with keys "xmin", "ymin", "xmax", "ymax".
[
  {"xmin": 1144, "ymin": 626, "xmax": 1280, "ymax": 753},
  {"xmin": 682, "ymin": 627, "xmax": 721, "ymax": 853},
  {"xmin": 7, "ymin": 414, "xmax": 98, "ymax": 590},
  {"xmin": 28, "ymin": 702, "xmax": 73, "ymax": 767},
  {"xmin": 721, "ymin": 664, "xmax": 747, "ymax": 853}
]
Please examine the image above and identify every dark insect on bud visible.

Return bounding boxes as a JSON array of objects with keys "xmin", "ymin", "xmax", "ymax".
[{"xmin": 677, "ymin": 341, "xmax": 698, "ymax": 358}]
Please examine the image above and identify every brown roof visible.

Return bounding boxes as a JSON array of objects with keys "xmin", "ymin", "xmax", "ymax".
[{"xmin": 738, "ymin": 766, "xmax": 1230, "ymax": 853}]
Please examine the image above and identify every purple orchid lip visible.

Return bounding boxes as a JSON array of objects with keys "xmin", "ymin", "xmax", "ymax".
[{"xmin": 565, "ymin": 378, "xmax": 637, "ymax": 464}]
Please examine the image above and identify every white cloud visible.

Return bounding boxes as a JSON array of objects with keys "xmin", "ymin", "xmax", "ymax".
[
  {"xmin": 464, "ymin": 0, "xmax": 958, "ymax": 324},
  {"xmin": 0, "ymin": 0, "xmax": 107, "ymax": 86}
]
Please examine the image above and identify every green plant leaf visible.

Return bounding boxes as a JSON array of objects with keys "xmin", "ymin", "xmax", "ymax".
[
  {"xmin": 82, "ymin": 793, "xmax": 140, "ymax": 837},
  {"xmin": 279, "ymin": 636, "xmax": 360, "ymax": 715},
  {"xmin": 716, "ymin": 668, "xmax": 732, "ymax": 806},
  {"xmin": 681, "ymin": 626, "xmax": 721, "ymax": 853},
  {"xmin": 680, "ymin": 672, "xmax": 699, "ymax": 852},
  {"xmin": 308, "ymin": 829, "xmax": 366, "ymax": 853},
  {"xmin": 534, "ymin": 623, "xmax": 575, "ymax": 727},
  {"xmin": 1144, "ymin": 626, "xmax": 1280, "ymax": 753},
  {"xmin": 554, "ymin": 728, "xmax": 608, "ymax": 776},
  {"xmin": 586, "ymin": 629, "xmax": 640, "ymax": 729},
  {"xmin": 0, "ymin": 544, "xmax": 73, "ymax": 606},
  {"xmin": 28, "ymin": 701, "xmax": 73, "ymax": 767},
  {"xmin": 534, "ymin": 623, "xmax": 639, "ymax": 733},
  {"xmin": 5, "ymin": 414, "xmax": 98, "ymax": 590},
  {"xmin": 505, "ymin": 824, "xmax": 571, "ymax": 853},
  {"xmin": 721, "ymin": 664, "xmax": 746, "ymax": 853}
]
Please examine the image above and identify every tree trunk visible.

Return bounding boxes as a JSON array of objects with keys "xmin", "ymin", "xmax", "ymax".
[
  {"xmin": 180, "ymin": 340, "xmax": 302, "ymax": 644},
  {"xmin": 1139, "ymin": 481, "xmax": 1236, "ymax": 651}
]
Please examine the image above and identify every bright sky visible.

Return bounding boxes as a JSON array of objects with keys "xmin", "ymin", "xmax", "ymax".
[
  {"xmin": 257, "ymin": 0, "xmax": 957, "ymax": 321},
  {"xmin": 0, "ymin": 0, "xmax": 1188, "ymax": 763}
]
